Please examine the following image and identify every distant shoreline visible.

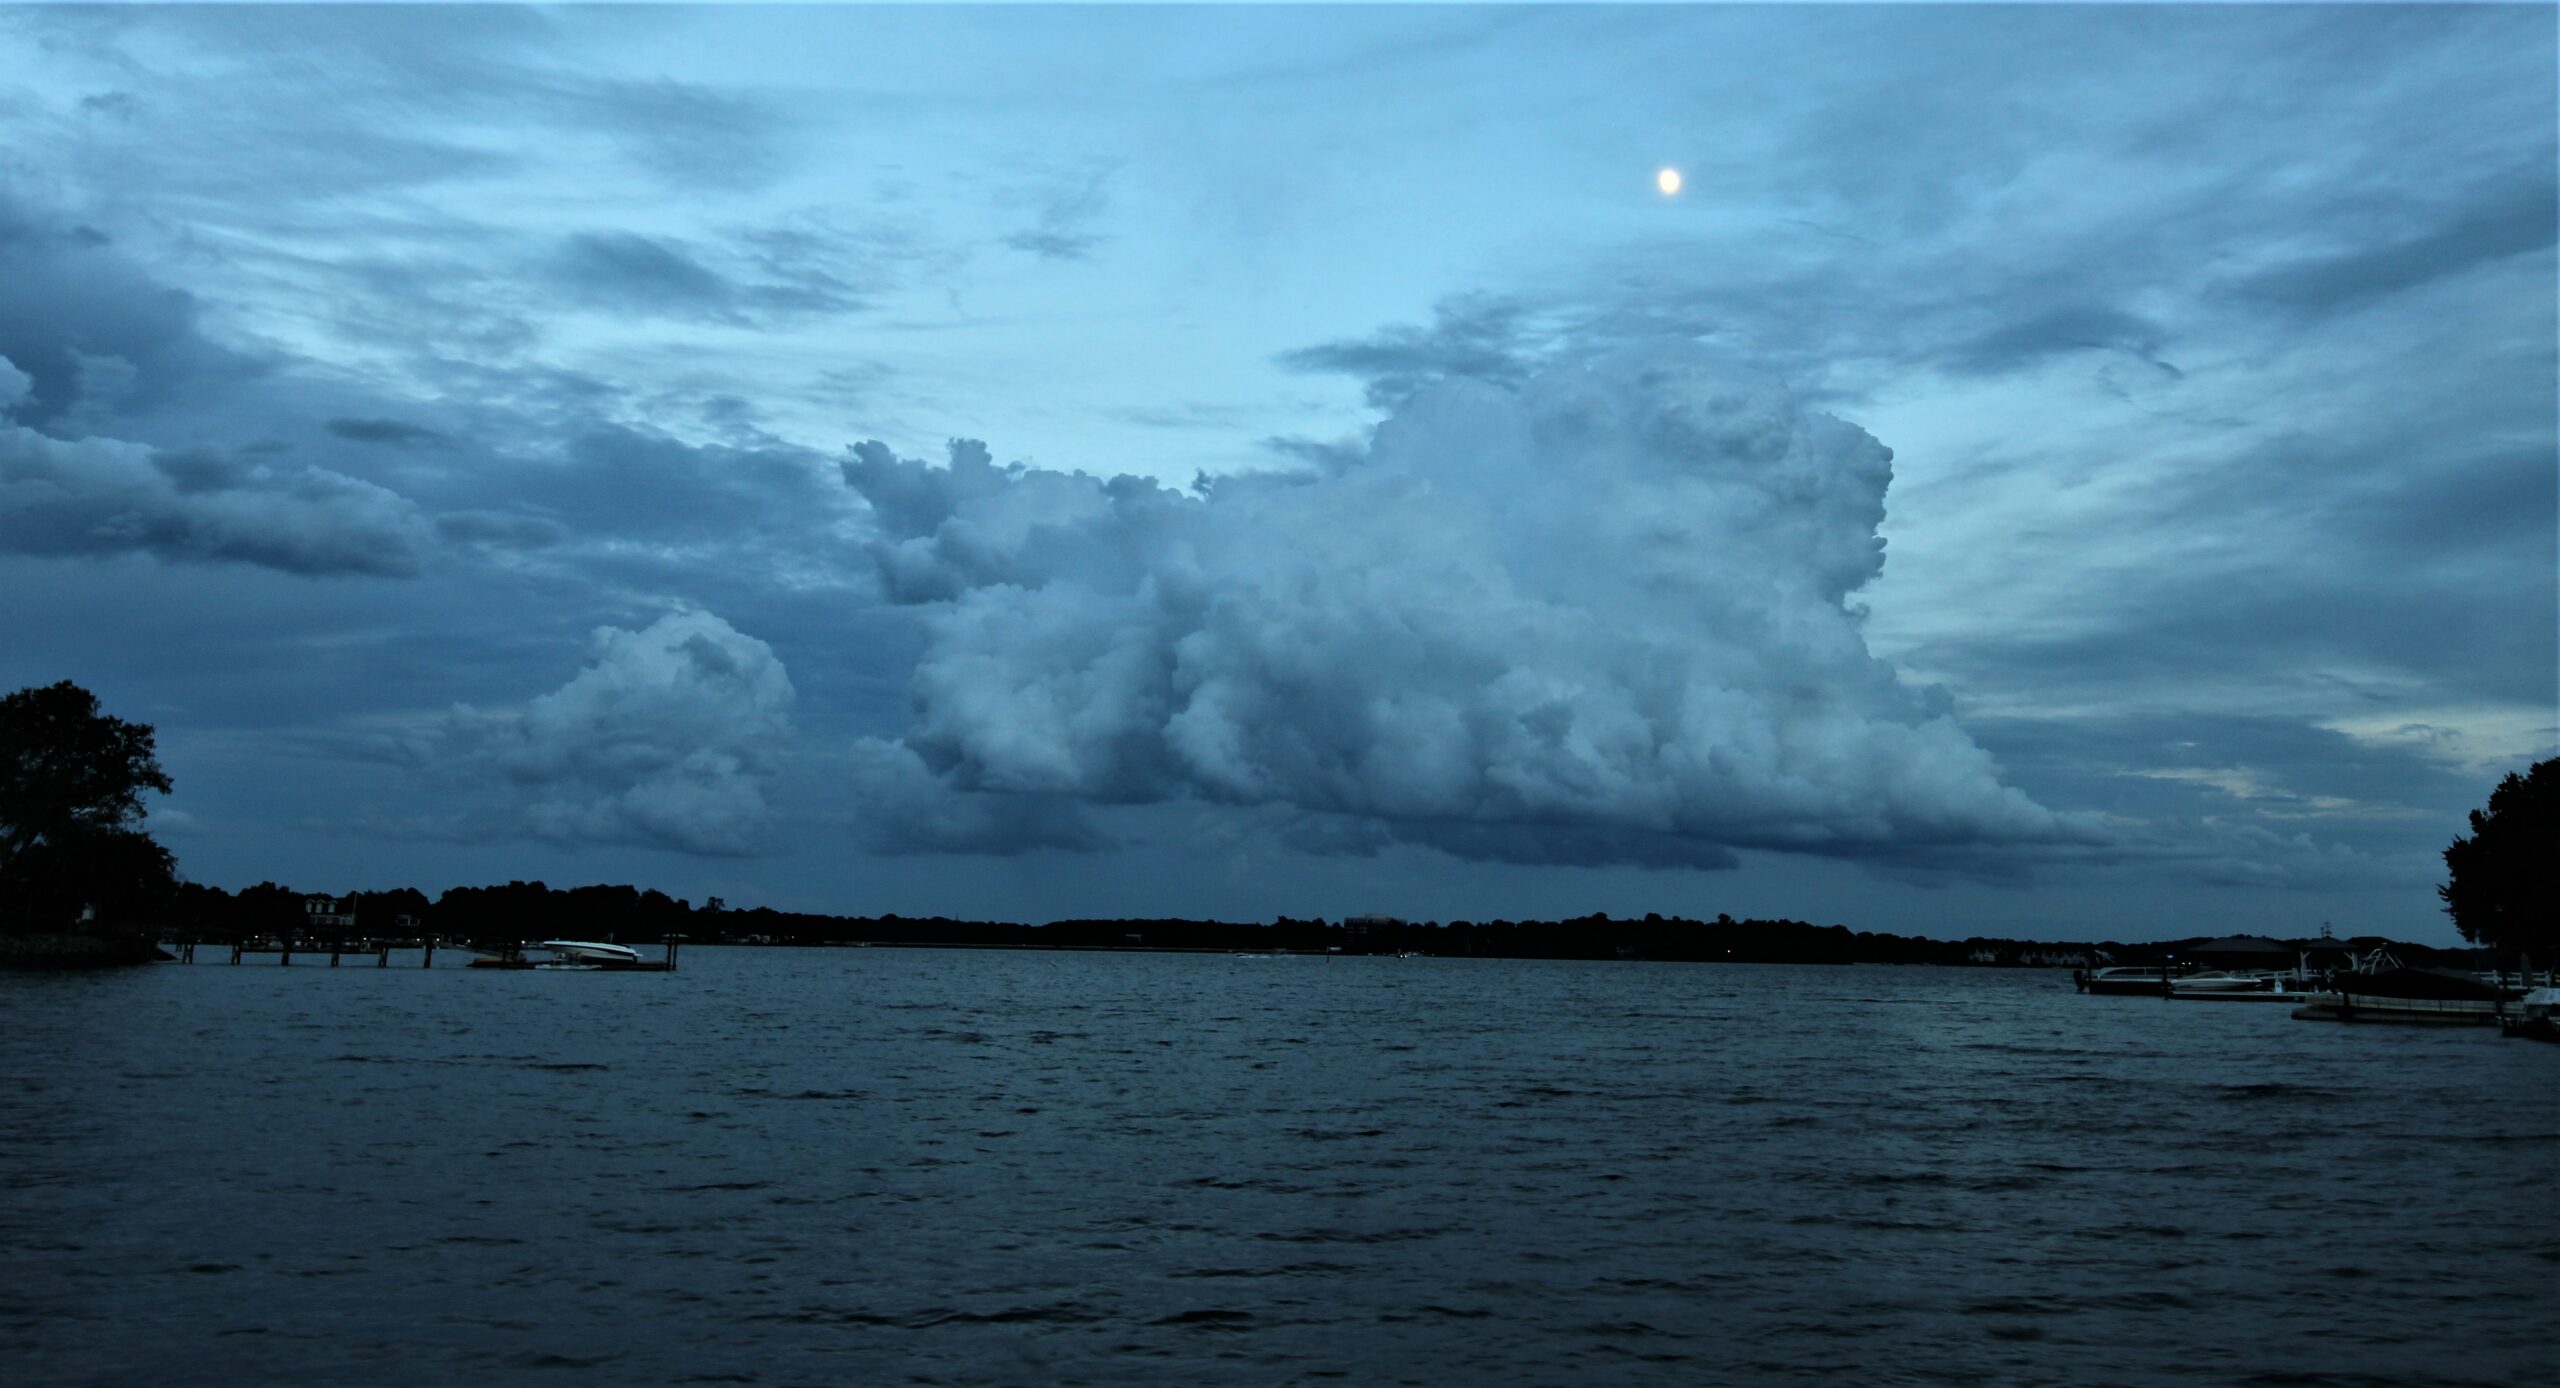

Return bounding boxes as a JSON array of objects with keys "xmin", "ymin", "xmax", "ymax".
[
  {"xmin": 23, "ymin": 891, "xmax": 2476, "ymax": 972},
  {"xmin": 14, "ymin": 880, "xmax": 2482, "ymax": 971}
]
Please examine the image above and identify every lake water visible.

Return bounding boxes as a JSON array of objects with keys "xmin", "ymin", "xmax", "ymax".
[{"xmin": 2, "ymin": 948, "xmax": 2551, "ymax": 1386}]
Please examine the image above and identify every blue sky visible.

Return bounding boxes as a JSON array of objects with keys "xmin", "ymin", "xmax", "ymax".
[{"xmin": 1, "ymin": 5, "xmax": 2550, "ymax": 941}]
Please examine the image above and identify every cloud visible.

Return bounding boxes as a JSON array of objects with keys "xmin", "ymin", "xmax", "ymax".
[
  {"xmin": 0, "ymin": 191, "xmax": 262, "ymax": 433},
  {"xmin": 2234, "ymin": 170, "xmax": 2557, "ymax": 315},
  {"xmin": 1949, "ymin": 304, "xmax": 2178, "ymax": 377},
  {"xmin": 439, "ymin": 610, "xmax": 798, "ymax": 856},
  {"xmin": 545, "ymin": 230, "xmax": 860, "ymax": 321},
  {"xmin": 434, "ymin": 509, "xmax": 567, "ymax": 550},
  {"xmin": 845, "ymin": 740, "xmax": 1109, "ymax": 856},
  {"xmin": 327, "ymin": 416, "xmax": 449, "ymax": 447},
  {"xmin": 527, "ymin": 424, "xmax": 847, "ymax": 545},
  {"xmin": 1277, "ymin": 293, "xmax": 1536, "ymax": 407},
  {"xmin": 1001, "ymin": 159, "xmax": 1118, "ymax": 262},
  {"xmin": 841, "ymin": 341, "xmax": 2086, "ymax": 867},
  {"xmin": 0, "ymin": 365, "xmax": 433, "ymax": 576},
  {"xmin": 550, "ymin": 231, "xmax": 735, "ymax": 310},
  {"xmin": 1004, "ymin": 229, "xmax": 1098, "ymax": 261}
]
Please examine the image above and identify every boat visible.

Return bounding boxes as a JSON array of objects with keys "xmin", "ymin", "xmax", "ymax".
[
  {"xmin": 538, "ymin": 939, "xmax": 643, "ymax": 965},
  {"xmin": 2497, "ymin": 987, "xmax": 2560, "ymax": 1044},
  {"xmin": 2289, "ymin": 967, "xmax": 2521, "ymax": 1025},
  {"xmin": 2076, "ymin": 965, "xmax": 2177, "ymax": 996},
  {"xmin": 462, "ymin": 939, "xmax": 672, "ymax": 971},
  {"xmin": 2167, "ymin": 970, "xmax": 2291, "ymax": 1001}
]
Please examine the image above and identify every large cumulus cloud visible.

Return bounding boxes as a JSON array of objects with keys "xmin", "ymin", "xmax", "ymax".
[
  {"xmin": 842, "ymin": 343, "xmax": 2084, "ymax": 867},
  {"xmin": 0, "ymin": 353, "xmax": 431, "ymax": 577},
  {"xmin": 440, "ymin": 610, "xmax": 798, "ymax": 856}
]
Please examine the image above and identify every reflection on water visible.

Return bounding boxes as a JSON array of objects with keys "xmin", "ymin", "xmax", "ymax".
[{"xmin": 2, "ymin": 949, "xmax": 2550, "ymax": 1385}]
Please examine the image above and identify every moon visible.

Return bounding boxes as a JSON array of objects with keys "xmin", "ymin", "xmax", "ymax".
[{"xmin": 1656, "ymin": 167, "xmax": 1682, "ymax": 196}]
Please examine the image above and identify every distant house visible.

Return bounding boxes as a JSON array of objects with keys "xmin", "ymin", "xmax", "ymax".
[
  {"xmin": 1964, "ymin": 944, "xmax": 2091, "ymax": 966},
  {"xmin": 304, "ymin": 895, "xmax": 357, "ymax": 935},
  {"xmin": 1342, "ymin": 914, "xmax": 1403, "ymax": 953}
]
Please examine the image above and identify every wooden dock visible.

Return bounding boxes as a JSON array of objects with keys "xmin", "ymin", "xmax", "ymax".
[{"xmin": 169, "ymin": 937, "xmax": 679, "ymax": 971}]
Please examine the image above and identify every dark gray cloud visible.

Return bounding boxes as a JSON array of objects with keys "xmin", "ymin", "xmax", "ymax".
[
  {"xmin": 531, "ymin": 425, "xmax": 845, "ymax": 543},
  {"xmin": 1957, "ymin": 709, "xmax": 2477, "ymax": 891},
  {"xmin": 0, "ymin": 383, "xmax": 431, "ymax": 577},
  {"xmin": 1949, "ymin": 304, "xmax": 2177, "ymax": 377},
  {"xmin": 548, "ymin": 232, "xmax": 737, "ymax": 312},
  {"xmin": 327, "ymin": 417, "xmax": 449, "ymax": 448},
  {"xmin": 433, "ymin": 510, "xmax": 567, "ymax": 551},
  {"xmin": 1002, "ymin": 159, "xmax": 1118, "ymax": 262},
  {"xmin": 1004, "ymin": 230, "xmax": 1098, "ymax": 262},
  {"xmin": 1255, "ymin": 434, "xmax": 1369, "ymax": 474},
  {"xmin": 1905, "ymin": 397, "xmax": 2558, "ymax": 725},
  {"xmin": 47, "ymin": 7, "xmax": 784, "ymax": 196},
  {"xmin": 545, "ymin": 230, "xmax": 865, "ymax": 322},
  {"xmin": 0, "ymin": 193, "xmax": 264, "ymax": 432},
  {"xmin": 1399, "ymin": 821, "xmax": 1743, "ymax": 873},
  {"xmin": 1979, "ymin": 710, "xmax": 2481, "ymax": 824},
  {"xmin": 1278, "ymin": 294, "xmax": 1537, "ymax": 407},
  {"xmin": 2235, "ymin": 170, "xmax": 2557, "ymax": 314},
  {"xmin": 845, "ymin": 740, "xmax": 1109, "ymax": 856}
]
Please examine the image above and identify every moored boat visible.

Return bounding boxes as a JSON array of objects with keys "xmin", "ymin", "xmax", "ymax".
[
  {"xmin": 2076, "ymin": 965, "xmax": 2177, "ymax": 996},
  {"xmin": 463, "ymin": 939, "xmax": 672, "ymax": 971},
  {"xmin": 537, "ymin": 939, "xmax": 644, "ymax": 965},
  {"xmin": 2167, "ymin": 970, "xmax": 2292, "ymax": 1001},
  {"xmin": 2496, "ymin": 987, "xmax": 2560, "ymax": 1043},
  {"xmin": 2289, "ymin": 967, "xmax": 2520, "ymax": 1025}
]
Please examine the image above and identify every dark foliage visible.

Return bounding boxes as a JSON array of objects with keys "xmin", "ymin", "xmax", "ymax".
[
  {"xmin": 0, "ymin": 681, "xmax": 175, "ymax": 930},
  {"xmin": 2439, "ymin": 757, "xmax": 2558, "ymax": 961},
  {"xmin": 149, "ymin": 880, "xmax": 2470, "ymax": 971}
]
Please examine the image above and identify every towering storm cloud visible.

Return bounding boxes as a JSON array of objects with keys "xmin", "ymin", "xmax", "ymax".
[
  {"xmin": 842, "ymin": 344, "xmax": 2080, "ymax": 867},
  {"xmin": 440, "ymin": 610, "xmax": 799, "ymax": 857}
]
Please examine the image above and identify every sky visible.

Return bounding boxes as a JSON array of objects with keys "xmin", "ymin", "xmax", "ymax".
[{"xmin": 0, "ymin": 4, "xmax": 2551, "ymax": 943}]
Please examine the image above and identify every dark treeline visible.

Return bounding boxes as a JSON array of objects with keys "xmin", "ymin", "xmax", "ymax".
[
  {"xmin": 153, "ymin": 880, "xmax": 2478, "ymax": 967},
  {"xmin": 166, "ymin": 880, "xmax": 694, "ymax": 944}
]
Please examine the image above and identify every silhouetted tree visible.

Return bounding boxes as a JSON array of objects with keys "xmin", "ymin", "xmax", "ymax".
[
  {"xmin": 0, "ymin": 681, "xmax": 176, "ymax": 930},
  {"xmin": 351, "ymin": 887, "xmax": 430, "ymax": 936},
  {"xmin": 2439, "ymin": 757, "xmax": 2557, "ymax": 964},
  {"xmin": 230, "ymin": 882, "xmax": 305, "ymax": 941}
]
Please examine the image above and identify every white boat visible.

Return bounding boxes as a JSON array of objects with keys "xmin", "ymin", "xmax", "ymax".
[
  {"xmin": 2168, "ymin": 970, "xmax": 2288, "ymax": 999},
  {"xmin": 2497, "ymin": 986, "xmax": 2560, "ymax": 1043},
  {"xmin": 538, "ymin": 939, "xmax": 643, "ymax": 964},
  {"xmin": 464, "ymin": 939, "xmax": 662, "ymax": 970},
  {"xmin": 2077, "ymin": 965, "xmax": 2176, "ymax": 996}
]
